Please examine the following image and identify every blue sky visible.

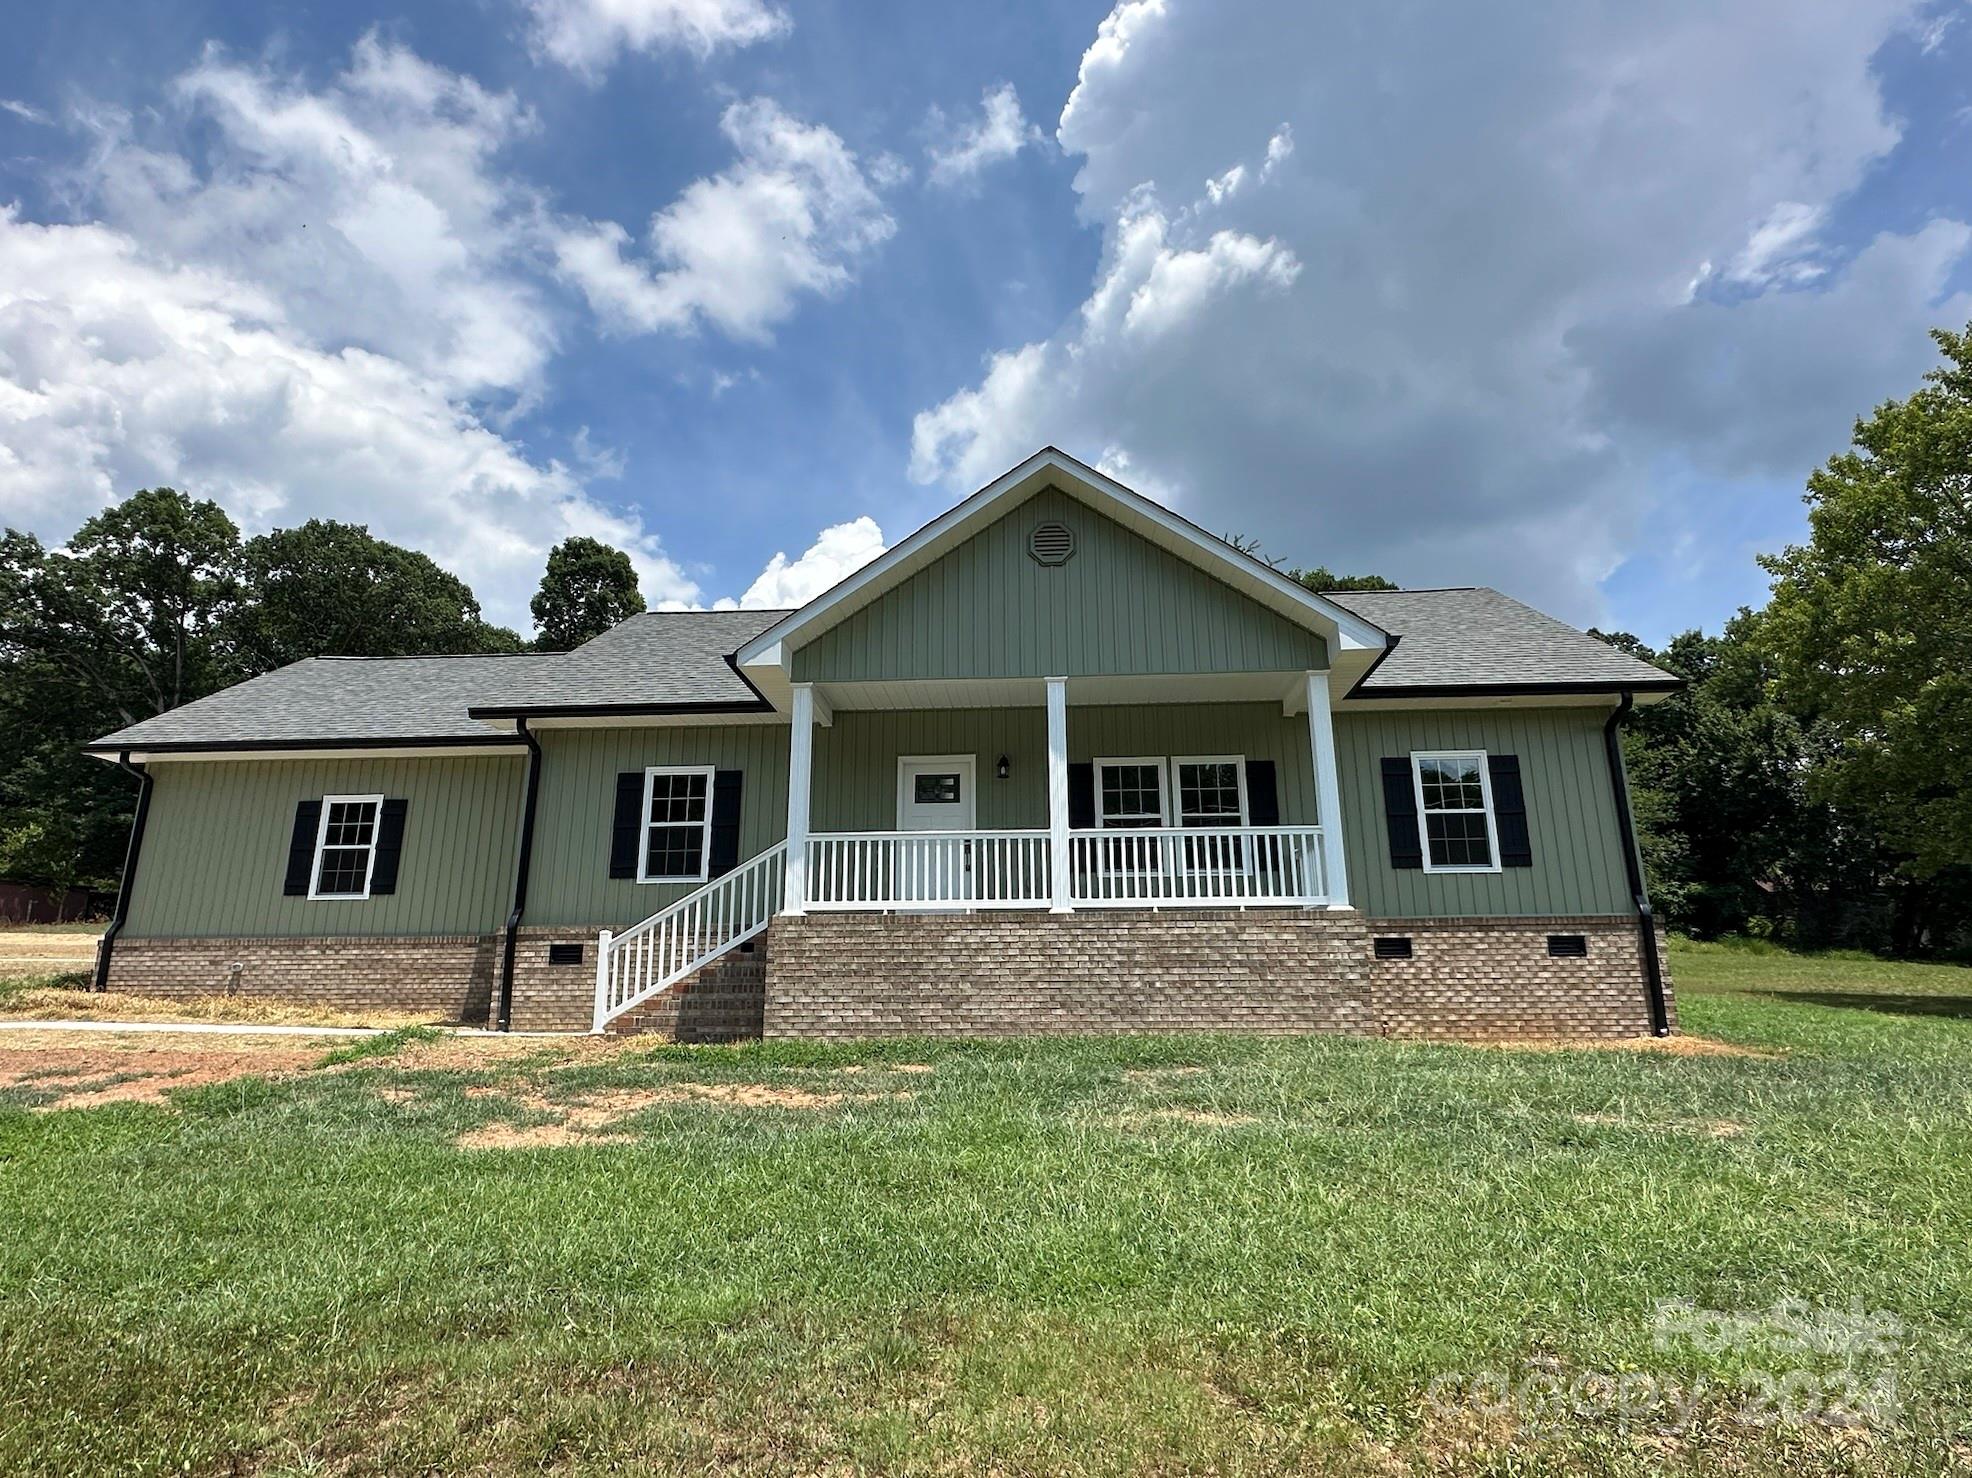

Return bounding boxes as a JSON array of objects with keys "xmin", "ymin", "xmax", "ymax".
[{"xmin": 3, "ymin": 0, "xmax": 1969, "ymax": 642}]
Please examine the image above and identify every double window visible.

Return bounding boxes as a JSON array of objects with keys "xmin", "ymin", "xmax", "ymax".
[
  {"xmin": 1095, "ymin": 756, "xmax": 1249, "ymax": 829},
  {"xmin": 639, "ymin": 766, "xmax": 714, "ymax": 883},
  {"xmin": 1410, "ymin": 751, "xmax": 1500, "ymax": 873},
  {"xmin": 309, "ymin": 794, "xmax": 382, "ymax": 900}
]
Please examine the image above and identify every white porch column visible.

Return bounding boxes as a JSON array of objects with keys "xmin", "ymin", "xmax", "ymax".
[
  {"xmin": 783, "ymin": 682, "xmax": 816, "ymax": 915},
  {"xmin": 1045, "ymin": 676, "xmax": 1071, "ymax": 912},
  {"xmin": 1304, "ymin": 670, "xmax": 1352, "ymax": 909}
]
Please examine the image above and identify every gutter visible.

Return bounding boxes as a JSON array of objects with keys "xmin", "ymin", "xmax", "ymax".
[
  {"xmin": 1602, "ymin": 691, "xmax": 1671, "ymax": 1036},
  {"xmin": 495, "ymin": 718, "xmax": 544, "ymax": 1032},
  {"xmin": 93, "ymin": 750, "xmax": 154, "ymax": 993}
]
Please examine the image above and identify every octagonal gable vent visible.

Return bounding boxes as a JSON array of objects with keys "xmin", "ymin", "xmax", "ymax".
[{"xmin": 1028, "ymin": 521, "xmax": 1075, "ymax": 566}]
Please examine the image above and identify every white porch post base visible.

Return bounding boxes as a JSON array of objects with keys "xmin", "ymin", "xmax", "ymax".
[
  {"xmin": 1045, "ymin": 676, "xmax": 1071, "ymax": 912},
  {"xmin": 1304, "ymin": 670, "xmax": 1352, "ymax": 909},
  {"xmin": 783, "ymin": 683, "xmax": 815, "ymax": 915}
]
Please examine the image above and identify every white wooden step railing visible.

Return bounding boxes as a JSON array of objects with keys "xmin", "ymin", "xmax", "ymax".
[
  {"xmin": 591, "ymin": 841, "xmax": 786, "ymax": 1032},
  {"xmin": 1069, "ymin": 825, "xmax": 1326, "ymax": 906}
]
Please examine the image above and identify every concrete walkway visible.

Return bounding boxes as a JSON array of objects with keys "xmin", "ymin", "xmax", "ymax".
[{"xmin": 0, "ymin": 1020, "xmax": 569, "ymax": 1038}]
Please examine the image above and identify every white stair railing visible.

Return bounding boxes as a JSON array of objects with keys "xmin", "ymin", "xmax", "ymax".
[{"xmin": 591, "ymin": 841, "xmax": 786, "ymax": 1032}]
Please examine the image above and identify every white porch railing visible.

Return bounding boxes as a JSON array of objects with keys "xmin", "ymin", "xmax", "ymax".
[
  {"xmin": 806, "ymin": 830, "xmax": 1052, "ymax": 910},
  {"xmin": 1069, "ymin": 825, "xmax": 1326, "ymax": 907},
  {"xmin": 592, "ymin": 840, "xmax": 785, "ymax": 1032},
  {"xmin": 800, "ymin": 825, "xmax": 1328, "ymax": 911}
]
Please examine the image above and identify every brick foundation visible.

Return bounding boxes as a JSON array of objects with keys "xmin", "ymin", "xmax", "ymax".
[
  {"xmin": 762, "ymin": 910, "xmax": 1672, "ymax": 1041},
  {"xmin": 105, "ymin": 911, "xmax": 1674, "ymax": 1042},
  {"xmin": 105, "ymin": 935, "xmax": 497, "ymax": 1023},
  {"xmin": 500, "ymin": 927, "xmax": 768, "ymax": 1035},
  {"xmin": 762, "ymin": 910, "xmax": 1375, "ymax": 1039},
  {"xmin": 1366, "ymin": 915, "xmax": 1673, "ymax": 1039}
]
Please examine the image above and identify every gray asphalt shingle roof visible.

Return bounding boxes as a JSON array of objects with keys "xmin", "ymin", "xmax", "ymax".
[
  {"xmin": 1325, "ymin": 587, "xmax": 1677, "ymax": 694},
  {"xmin": 87, "ymin": 653, "xmax": 565, "ymax": 751},
  {"xmin": 86, "ymin": 610, "xmax": 788, "ymax": 753},
  {"xmin": 88, "ymin": 591, "xmax": 1671, "ymax": 753},
  {"xmin": 466, "ymin": 608, "xmax": 788, "ymax": 715}
]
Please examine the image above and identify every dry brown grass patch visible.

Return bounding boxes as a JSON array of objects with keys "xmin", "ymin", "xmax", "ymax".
[
  {"xmin": 1466, "ymin": 1033, "xmax": 1779, "ymax": 1059},
  {"xmin": 1108, "ymin": 1107, "xmax": 1261, "ymax": 1131},
  {"xmin": 1, "ymin": 987, "xmax": 449, "ymax": 1030},
  {"xmin": 1571, "ymin": 1111, "xmax": 1747, "ymax": 1138},
  {"xmin": 0, "ymin": 1035, "xmax": 328, "ymax": 1111},
  {"xmin": 452, "ymin": 1074, "xmax": 913, "ymax": 1149}
]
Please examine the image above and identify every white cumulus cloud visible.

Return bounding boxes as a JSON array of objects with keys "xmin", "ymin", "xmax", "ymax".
[
  {"xmin": 522, "ymin": 0, "xmax": 788, "ymax": 77},
  {"xmin": 716, "ymin": 516, "xmax": 888, "ymax": 608},
  {"xmin": 550, "ymin": 98, "xmax": 896, "ymax": 341},
  {"xmin": 926, "ymin": 82, "xmax": 1045, "ymax": 189},
  {"xmin": 0, "ymin": 37, "xmax": 704, "ymax": 626},
  {"xmin": 916, "ymin": 0, "xmax": 1971, "ymax": 624}
]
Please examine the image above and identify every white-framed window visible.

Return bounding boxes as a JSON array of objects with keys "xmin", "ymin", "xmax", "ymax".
[
  {"xmin": 309, "ymin": 794, "xmax": 383, "ymax": 900},
  {"xmin": 1095, "ymin": 757, "xmax": 1169, "ymax": 828},
  {"xmin": 1173, "ymin": 756, "xmax": 1249, "ymax": 829},
  {"xmin": 639, "ymin": 765, "xmax": 715, "ymax": 883},
  {"xmin": 1410, "ymin": 751, "xmax": 1501, "ymax": 873}
]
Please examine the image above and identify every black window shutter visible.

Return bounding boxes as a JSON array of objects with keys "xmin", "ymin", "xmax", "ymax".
[
  {"xmin": 369, "ymin": 799, "xmax": 409, "ymax": 895},
  {"xmin": 1380, "ymin": 757, "xmax": 1423, "ymax": 869},
  {"xmin": 1488, "ymin": 754, "xmax": 1533, "ymax": 868},
  {"xmin": 1245, "ymin": 760, "xmax": 1280, "ymax": 825},
  {"xmin": 608, "ymin": 772, "xmax": 645, "ymax": 879},
  {"xmin": 708, "ymin": 770, "xmax": 743, "ymax": 877},
  {"xmin": 283, "ymin": 800, "xmax": 322, "ymax": 896},
  {"xmin": 1067, "ymin": 762, "xmax": 1095, "ymax": 829}
]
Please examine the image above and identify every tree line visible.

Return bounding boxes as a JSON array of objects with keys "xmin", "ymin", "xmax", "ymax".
[
  {"xmin": 7, "ymin": 324, "xmax": 1971, "ymax": 952},
  {"xmin": 0, "ymin": 504, "xmax": 647, "ymax": 893},
  {"xmin": 1292, "ymin": 326, "xmax": 1969, "ymax": 955}
]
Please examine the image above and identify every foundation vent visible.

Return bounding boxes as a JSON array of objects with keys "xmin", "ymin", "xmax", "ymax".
[
  {"xmin": 1372, "ymin": 936, "xmax": 1413, "ymax": 960},
  {"xmin": 1546, "ymin": 934, "xmax": 1588, "ymax": 958},
  {"xmin": 1028, "ymin": 521, "xmax": 1075, "ymax": 566},
  {"xmin": 548, "ymin": 942, "xmax": 586, "ymax": 966}
]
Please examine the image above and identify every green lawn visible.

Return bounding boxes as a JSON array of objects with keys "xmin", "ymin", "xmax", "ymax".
[{"xmin": 2, "ymin": 944, "xmax": 1969, "ymax": 1474}]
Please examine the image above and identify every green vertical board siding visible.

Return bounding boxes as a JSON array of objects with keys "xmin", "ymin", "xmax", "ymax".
[
  {"xmin": 1334, "ymin": 708, "xmax": 1631, "ymax": 917},
  {"xmin": 525, "ymin": 724, "xmax": 791, "ymax": 928},
  {"xmin": 792, "ymin": 487, "xmax": 1327, "ymax": 682},
  {"xmin": 809, "ymin": 703, "xmax": 1319, "ymax": 831},
  {"xmin": 124, "ymin": 754, "xmax": 525, "ymax": 939}
]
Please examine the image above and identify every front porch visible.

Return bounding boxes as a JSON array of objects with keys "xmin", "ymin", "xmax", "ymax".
[{"xmin": 784, "ymin": 671, "xmax": 1353, "ymax": 915}]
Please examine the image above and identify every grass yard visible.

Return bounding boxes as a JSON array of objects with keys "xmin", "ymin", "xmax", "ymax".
[{"xmin": 1, "ymin": 943, "xmax": 1969, "ymax": 1474}]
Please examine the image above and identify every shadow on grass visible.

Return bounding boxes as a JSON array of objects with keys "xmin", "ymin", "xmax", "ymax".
[{"xmin": 1754, "ymin": 989, "xmax": 1972, "ymax": 1021}]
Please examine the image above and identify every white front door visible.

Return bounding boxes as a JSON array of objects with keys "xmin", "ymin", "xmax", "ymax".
[{"xmin": 895, "ymin": 755, "xmax": 976, "ymax": 903}]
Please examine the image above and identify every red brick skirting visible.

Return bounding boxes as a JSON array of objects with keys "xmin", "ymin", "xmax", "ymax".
[
  {"xmin": 105, "ymin": 935, "xmax": 497, "ymax": 1023},
  {"xmin": 105, "ymin": 912, "xmax": 1673, "ymax": 1041},
  {"xmin": 763, "ymin": 910, "xmax": 1671, "ymax": 1041},
  {"xmin": 763, "ymin": 910, "xmax": 1375, "ymax": 1039},
  {"xmin": 1366, "ymin": 915, "xmax": 1674, "ymax": 1039}
]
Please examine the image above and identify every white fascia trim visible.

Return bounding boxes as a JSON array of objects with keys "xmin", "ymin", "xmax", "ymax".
[{"xmin": 733, "ymin": 448, "xmax": 1390, "ymax": 678}]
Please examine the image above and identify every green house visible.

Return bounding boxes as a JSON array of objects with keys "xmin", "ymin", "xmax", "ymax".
[{"xmin": 87, "ymin": 449, "xmax": 1681, "ymax": 1040}]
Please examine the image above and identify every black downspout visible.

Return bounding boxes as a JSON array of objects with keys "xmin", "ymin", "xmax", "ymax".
[
  {"xmin": 94, "ymin": 750, "xmax": 154, "ymax": 993},
  {"xmin": 496, "ymin": 718, "xmax": 544, "ymax": 1033},
  {"xmin": 1602, "ymin": 691, "xmax": 1671, "ymax": 1036}
]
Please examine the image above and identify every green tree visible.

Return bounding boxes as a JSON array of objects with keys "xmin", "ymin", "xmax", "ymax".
[
  {"xmin": 227, "ymin": 520, "xmax": 520, "ymax": 673},
  {"xmin": 1286, "ymin": 566, "xmax": 1400, "ymax": 593},
  {"xmin": 530, "ymin": 536, "xmax": 645, "ymax": 651},
  {"xmin": 1759, "ymin": 325, "xmax": 1972, "ymax": 949},
  {"xmin": 0, "ymin": 490, "xmax": 244, "ymax": 889}
]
